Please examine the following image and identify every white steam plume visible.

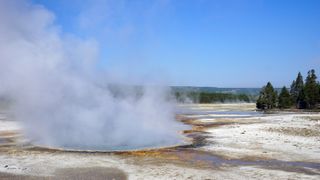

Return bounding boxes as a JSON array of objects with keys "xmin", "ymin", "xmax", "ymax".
[{"xmin": 0, "ymin": 0, "xmax": 184, "ymax": 150}]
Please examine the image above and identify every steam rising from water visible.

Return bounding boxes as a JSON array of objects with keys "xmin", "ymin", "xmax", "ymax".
[{"xmin": 0, "ymin": 1, "xmax": 184, "ymax": 150}]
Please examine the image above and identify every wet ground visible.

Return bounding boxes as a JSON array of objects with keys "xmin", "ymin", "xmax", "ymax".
[{"xmin": 0, "ymin": 103, "xmax": 320, "ymax": 179}]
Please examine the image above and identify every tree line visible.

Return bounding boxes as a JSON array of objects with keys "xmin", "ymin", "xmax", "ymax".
[
  {"xmin": 256, "ymin": 69, "xmax": 320, "ymax": 110},
  {"xmin": 175, "ymin": 91, "xmax": 253, "ymax": 103}
]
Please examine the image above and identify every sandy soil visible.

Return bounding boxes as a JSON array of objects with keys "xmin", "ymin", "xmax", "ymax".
[{"xmin": 0, "ymin": 104, "xmax": 320, "ymax": 179}]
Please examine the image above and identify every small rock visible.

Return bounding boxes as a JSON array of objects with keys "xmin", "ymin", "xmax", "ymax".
[{"xmin": 4, "ymin": 165, "xmax": 8, "ymax": 168}]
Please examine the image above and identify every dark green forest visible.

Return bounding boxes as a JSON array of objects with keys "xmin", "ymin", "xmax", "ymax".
[
  {"xmin": 257, "ymin": 69, "xmax": 320, "ymax": 110},
  {"xmin": 173, "ymin": 91, "xmax": 255, "ymax": 103}
]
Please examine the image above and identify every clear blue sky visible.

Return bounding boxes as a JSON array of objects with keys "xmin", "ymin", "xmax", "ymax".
[{"xmin": 33, "ymin": 0, "xmax": 320, "ymax": 88}]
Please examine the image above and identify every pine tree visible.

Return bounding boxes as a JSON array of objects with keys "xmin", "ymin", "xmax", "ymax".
[
  {"xmin": 304, "ymin": 69, "xmax": 320, "ymax": 109},
  {"xmin": 256, "ymin": 82, "xmax": 277, "ymax": 110},
  {"xmin": 298, "ymin": 88, "xmax": 307, "ymax": 109},
  {"xmin": 256, "ymin": 87, "xmax": 267, "ymax": 109},
  {"xmin": 278, "ymin": 86, "xmax": 292, "ymax": 109},
  {"xmin": 318, "ymin": 83, "xmax": 320, "ymax": 104},
  {"xmin": 290, "ymin": 80, "xmax": 296, "ymax": 96},
  {"xmin": 290, "ymin": 72, "xmax": 305, "ymax": 109}
]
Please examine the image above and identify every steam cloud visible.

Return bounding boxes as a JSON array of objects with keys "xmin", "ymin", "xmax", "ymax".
[{"xmin": 0, "ymin": 0, "xmax": 184, "ymax": 150}]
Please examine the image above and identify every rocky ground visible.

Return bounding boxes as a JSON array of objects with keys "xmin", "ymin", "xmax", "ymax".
[{"xmin": 0, "ymin": 103, "xmax": 319, "ymax": 179}]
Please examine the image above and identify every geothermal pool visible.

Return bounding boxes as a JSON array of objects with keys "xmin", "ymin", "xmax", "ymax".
[
  {"xmin": 36, "ymin": 141, "xmax": 189, "ymax": 152},
  {"xmin": 33, "ymin": 104, "xmax": 260, "ymax": 152}
]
